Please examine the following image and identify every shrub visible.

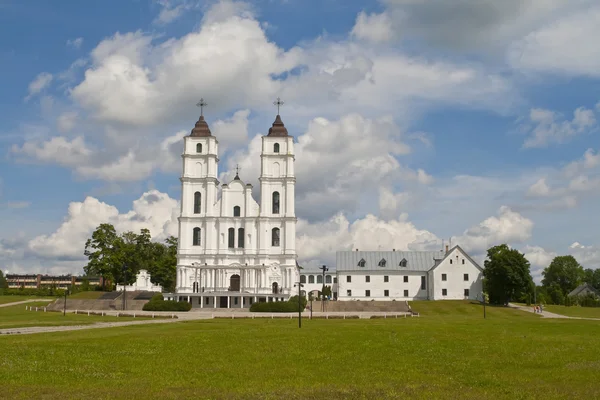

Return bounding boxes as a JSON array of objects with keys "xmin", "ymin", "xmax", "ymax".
[
  {"xmin": 150, "ymin": 293, "xmax": 164, "ymax": 302},
  {"xmin": 143, "ymin": 299, "xmax": 191, "ymax": 312}
]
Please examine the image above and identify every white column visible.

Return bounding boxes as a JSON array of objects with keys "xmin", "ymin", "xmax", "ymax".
[
  {"xmin": 227, "ymin": 296, "xmax": 230, "ymax": 308},
  {"xmin": 200, "ymin": 295, "xmax": 204, "ymax": 308}
]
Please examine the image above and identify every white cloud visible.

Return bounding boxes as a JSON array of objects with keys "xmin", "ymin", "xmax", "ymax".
[
  {"xmin": 11, "ymin": 136, "xmax": 92, "ymax": 167},
  {"xmin": 508, "ymin": 6, "xmax": 600, "ymax": 76},
  {"xmin": 522, "ymin": 106, "xmax": 597, "ymax": 148},
  {"xmin": 527, "ymin": 178, "xmax": 551, "ymax": 197},
  {"xmin": 569, "ymin": 242, "xmax": 600, "ymax": 269},
  {"xmin": 25, "ymin": 72, "xmax": 53, "ymax": 100},
  {"xmin": 67, "ymin": 37, "xmax": 84, "ymax": 49},
  {"xmin": 210, "ymin": 109, "xmax": 250, "ymax": 153},
  {"xmin": 57, "ymin": 111, "xmax": 78, "ymax": 133},
  {"xmin": 27, "ymin": 190, "xmax": 179, "ymax": 261},
  {"xmin": 351, "ymin": 11, "xmax": 393, "ymax": 43}
]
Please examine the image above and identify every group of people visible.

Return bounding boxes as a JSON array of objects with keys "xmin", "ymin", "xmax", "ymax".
[{"xmin": 533, "ymin": 304, "xmax": 544, "ymax": 313}]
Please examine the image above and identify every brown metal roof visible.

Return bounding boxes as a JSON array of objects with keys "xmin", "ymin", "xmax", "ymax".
[
  {"xmin": 267, "ymin": 114, "xmax": 289, "ymax": 137},
  {"xmin": 190, "ymin": 115, "xmax": 212, "ymax": 137}
]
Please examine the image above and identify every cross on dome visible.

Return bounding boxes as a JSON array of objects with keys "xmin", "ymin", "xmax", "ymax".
[
  {"xmin": 234, "ymin": 164, "xmax": 241, "ymax": 180},
  {"xmin": 273, "ymin": 97, "xmax": 284, "ymax": 115},
  {"xmin": 196, "ymin": 98, "xmax": 207, "ymax": 117}
]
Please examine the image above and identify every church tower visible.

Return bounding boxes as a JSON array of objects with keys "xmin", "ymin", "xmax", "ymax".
[
  {"xmin": 258, "ymin": 98, "xmax": 297, "ymax": 266},
  {"xmin": 178, "ymin": 99, "xmax": 219, "ymax": 269}
]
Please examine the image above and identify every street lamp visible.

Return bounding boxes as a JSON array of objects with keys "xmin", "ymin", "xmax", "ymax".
[
  {"xmin": 481, "ymin": 292, "xmax": 486, "ymax": 319},
  {"xmin": 294, "ymin": 281, "xmax": 304, "ymax": 328},
  {"xmin": 63, "ymin": 288, "xmax": 69, "ymax": 316},
  {"xmin": 319, "ymin": 265, "xmax": 328, "ymax": 312}
]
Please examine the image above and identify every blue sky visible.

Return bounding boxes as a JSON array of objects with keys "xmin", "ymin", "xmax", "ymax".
[{"xmin": 0, "ymin": 0, "xmax": 599, "ymax": 279}]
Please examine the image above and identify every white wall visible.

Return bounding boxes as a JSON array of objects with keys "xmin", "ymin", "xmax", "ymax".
[
  {"xmin": 430, "ymin": 248, "xmax": 483, "ymax": 300},
  {"xmin": 336, "ymin": 271, "xmax": 429, "ymax": 301}
]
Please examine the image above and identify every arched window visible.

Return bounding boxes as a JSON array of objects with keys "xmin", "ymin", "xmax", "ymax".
[
  {"xmin": 238, "ymin": 228, "xmax": 245, "ymax": 248},
  {"xmin": 196, "ymin": 143, "xmax": 202, "ymax": 153},
  {"xmin": 317, "ymin": 275, "xmax": 323, "ymax": 284},
  {"xmin": 274, "ymin": 143, "xmax": 280, "ymax": 153},
  {"xmin": 192, "ymin": 227, "xmax": 201, "ymax": 246},
  {"xmin": 233, "ymin": 206, "xmax": 241, "ymax": 217},
  {"xmin": 271, "ymin": 228, "xmax": 280, "ymax": 246},
  {"xmin": 228, "ymin": 228, "xmax": 235, "ymax": 248},
  {"xmin": 308, "ymin": 275, "xmax": 315, "ymax": 284},
  {"xmin": 358, "ymin": 258, "xmax": 366, "ymax": 268},
  {"xmin": 194, "ymin": 192, "xmax": 201, "ymax": 214},
  {"xmin": 326, "ymin": 275, "xmax": 332, "ymax": 284},
  {"xmin": 272, "ymin": 192, "xmax": 280, "ymax": 214},
  {"xmin": 300, "ymin": 275, "xmax": 306, "ymax": 284}
]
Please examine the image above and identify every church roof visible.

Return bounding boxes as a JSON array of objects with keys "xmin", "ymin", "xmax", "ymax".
[
  {"xmin": 336, "ymin": 250, "xmax": 445, "ymax": 272},
  {"xmin": 190, "ymin": 115, "xmax": 212, "ymax": 137},
  {"xmin": 267, "ymin": 114, "xmax": 289, "ymax": 137}
]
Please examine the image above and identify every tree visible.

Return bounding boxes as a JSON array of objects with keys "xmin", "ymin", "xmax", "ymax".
[
  {"xmin": 84, "ymin": 223, "xmax": 123, "ymax": 289},
  {"xmin": 147, "ymin": 236, "xmax": 177, "ymax": 292},
  {"xmin": 483, "ymin": 244, "xmax": 534, "ymax": 305},
  {"xmin": 0, "ymin": 269, "xmax": 7, "ymax": 289},
  {"xmin": 542, "ymin": 255, "xmax": 584, "ymax": 297},
  {"xmin": 583, "ymin": 268, "xmax": 600, "ymax": 290}
]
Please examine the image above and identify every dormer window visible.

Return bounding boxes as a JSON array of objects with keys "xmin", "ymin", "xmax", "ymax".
[
  {"xmin": 378, "ymin": 259, "xmax": 387, "ymax": 267},
  {"xmin": 399, "ymin": 258, "xmax": 407, "ymax": 267},
  {"xmin": 358, "ymin": 258, "xmax": 366, "ymax": 268},
  {"xmin": 274, "ymin": 143, "xmax": 280, "ymax": 153},
  {"xmin": 196, "ymin": 143, "xmax": 202, "ymax": 153}
]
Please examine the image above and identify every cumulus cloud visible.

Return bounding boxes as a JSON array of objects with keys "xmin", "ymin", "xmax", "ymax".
[
  {"xmin": 508, "ymin": 6, "xmax": 600, "ymax": 76},
  {"xmin": 25, "ymin": 72, "xmax": 53, "ymax": 100},
  {"xmin": 11, "ymin": 136, "xmax": 92, "ymax": 167},
  {"xmin": 570, "ymin": 242, "xmax": 600, "ymax": 269},
  {"xmin": 521, "ymin": 106, "xmax": 597, "ymax": 149},
  {"xmin": 351, "ymin": 11, "xmax": 393, "ymax": 43}
]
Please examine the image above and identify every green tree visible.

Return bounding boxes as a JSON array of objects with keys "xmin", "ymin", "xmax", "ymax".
[
  {"xmin": 147, "ymin": 236, "xmax": 177, "ymax": 292},
  {"xmin": 583, "ymin": 268, "xmax": 600, "ymax": 290},
  {"xmin": 483, "ymin": 244, "xmax": 534, "ymax": 305},
  {"xmin": 0, "ymin": 269, "xmax": 7, "ymax": 289},
  {"xmin": 542, "ymin": 255, "xmax": 584, "ymax": 297},
  {"xmin": 84, "ymin": 223, "xmax": 122, "ymax": 289}
]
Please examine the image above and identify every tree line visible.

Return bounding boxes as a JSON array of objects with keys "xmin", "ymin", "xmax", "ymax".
[
  {"xmin": 83, "ymin": 223, "xmax": 177, "ymax": 292},
  {"xmin": 483, "ymin": 244, "xmax": 599, "ymax": 306}
]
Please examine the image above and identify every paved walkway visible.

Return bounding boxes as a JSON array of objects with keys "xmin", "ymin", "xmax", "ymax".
[
  {"xmin": 0, "ymin": 299, "xmax": 53, "ymax": 308},
  {"xmin": 508, "ymin": 303, "xmax": 600, "ymax": 321}
]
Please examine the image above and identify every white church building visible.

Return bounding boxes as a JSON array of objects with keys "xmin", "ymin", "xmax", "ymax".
[{"xmin": 170, "ymin": 102, "xmax": 299, "ymax": 308}]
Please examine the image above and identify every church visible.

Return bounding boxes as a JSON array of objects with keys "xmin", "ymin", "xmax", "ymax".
[{"xmin": 171, "ymin": 99, "xmax": 299, "ymax": 308}]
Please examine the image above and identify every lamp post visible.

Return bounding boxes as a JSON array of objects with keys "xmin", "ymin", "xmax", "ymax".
[
  {"xmin": 294, "ymin": 282, "xmax": 304, "ymax": 328},
  {"xmin": 63, "ymin": 288, "xmax": 69, "ymax": 316},
  {"xmin": 122, "ymin": 264, "xmax": 127, "ymax": 311},
  {"xmin": 319, "ymin": 265, "xmax": 328, "ymax": 312},
  {"xmin": 481, "ymin": 292, "xmax": 486, "ymax": 319}
]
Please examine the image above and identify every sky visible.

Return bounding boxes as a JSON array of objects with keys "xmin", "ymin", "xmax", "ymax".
[{"xmin": 0, "ymin": 0, "xmax": 599, "ymax": 282}]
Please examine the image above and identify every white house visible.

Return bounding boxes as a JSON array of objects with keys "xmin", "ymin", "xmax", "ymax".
[
  {"xmin": 335, "ymin": 246, "xmax": 483, "ymax": 301},
  {"xmin": 116, "ymin": 269, "xmax": 162, "ymax": 292},
  {"xmin": 298, "ymin": 266, "xmax": 338, "ymax": 299},
  {"xmin": 168, "ymin": 105, "xmax": 299, "ymax": 308}
]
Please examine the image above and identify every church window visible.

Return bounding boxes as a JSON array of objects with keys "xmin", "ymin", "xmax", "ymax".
[
  {"xmin": 272, "ymin": 192, "xmax": 280, "ymax": 214},
  {"xmin": 228, "ymin": 228, "xmax": 235, "ymax": 248},
  {"xmin": 378, "ymin": 259, "xmax": 386, "ymax": 267},
  {"xmin": 384, "ymin": 290, "xmax": 389, "ymax": 297},
  {"xmin": 308, "ymin": 275, "xmax": 315, "ymax": 284},
  {"xmin": 365, "ymin": 276, "xmax": 370, "ymax": 283},
  {"xmin": 274, "ymin": 143, "xmax": 280, "ymax": 153},
  {"xmin": 347, "ymin": 290, "xmax": 352, "ymax": 296},
  {"xmin": 399, "ymin": 258, "xmax": 407, "ymax": 267},
  {"xmin": 358, "ymin": 259, "xmax": 366, "ymax": 268},
  {"xmin": 238, "ymin": 228, "xmax": 245, "ymax": 248},
  {"xmin": 464, "ymin": 289, "xmax": 469, "ymax": 297},
  {"xmin": 404, "ymin": 290, "xmax": 409, "ymax": 297},
  {"xmin": 346, "ymin": 276, "xmax": 351, "ymax": 283},
  {"xmin": 333, "ymin": 277, "xmax": 337, "ymax": 284},
  {"xmin": 196, "ymin": 143, "xmax": 202, "ymax": 153},
  {"xmin": 464, "ymin": 273, "xmax": 469, "ymax": 281},
  {"xmin": 403, "ymin": 276, "xmax": 408, "ymax": 283},
  {"xmin": 192, "ymin": 227, "xmax": 201, "ymax": 246},
  {"xmin": 271, "ymin": 227, "xmax": 280, "ymax": 246},
  {"xmin": 194, "ymin": 192, "xmax": 201, "ymax": 214},
  {"xmin": 462, "ymin": 259, "xmax": 465, "ymax": 264},
  {"xmin": 442, "ymin": 289, "xmax": 447, "ymax": 296},
  {"xmin": 421, "ymin": 276, "xmax": 426, "ymax": 290},
  {"xmin": 365, "ymin": 290, "xmax": 370, "ymax": 297},
  {"xmin": 384, "ymin": 276, "xmax": 389, "ymax": 283},
  {"xmin": 317, "ymin": 275, "xmax": 323, "ymax": 284},
  {"xmin": 325, "ymin": 275, "xmax": 332, "ymax": 284},
  {"xmin": 442, "ymin": 274, "xmax": 447, "ymax": 281},
  {"xmin": 300, "ymin": 275, "xmax": 306, "ymax": 284},
  {"xmin": 450, "ymin": 259, "xmax": 453, "ymax": 264},
  {"xmin": 233, "ymin": 206, "xmax": 241, "ymax": 217}
]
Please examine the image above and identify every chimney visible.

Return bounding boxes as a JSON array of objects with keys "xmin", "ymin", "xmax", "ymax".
[
  {"xmin": 356, "ymin": 248, "xmax": 358, "ymax": 251},
  {"xmin": 445, "ymin": 245, "xmax": 449, "ymax": 253},
  {"xmin": 393, "ymin": 249, "xmax": 395, "ymax": 251}
]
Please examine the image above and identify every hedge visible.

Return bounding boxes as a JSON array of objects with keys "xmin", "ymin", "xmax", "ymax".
[{"xmin": 142, "ymin": 299, "xmax": 191, "ymax": 312}]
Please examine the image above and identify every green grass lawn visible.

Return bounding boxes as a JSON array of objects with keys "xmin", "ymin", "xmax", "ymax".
[
  {"xmin": 0, "ymin": 302, "xmax": 146, "ymax": 330},
  {"xmin": 68, "ymin": 291, "xmax": 106, "ymax": 299},
  {"xmin": 1, "ymin": 301, "xmax": 600, "ymax": 400},
  {"xmin": 543, "ymin": 304, "xmax": 600, "ymax": 318},
  {"xmin": 0, "ymin": 295, "xmax": 53, "ymax": 304}
]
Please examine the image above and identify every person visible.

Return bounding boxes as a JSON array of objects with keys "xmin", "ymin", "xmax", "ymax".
[{"xmin": 540, "ymin": 304, "xmax": 544, "ymax": 313}]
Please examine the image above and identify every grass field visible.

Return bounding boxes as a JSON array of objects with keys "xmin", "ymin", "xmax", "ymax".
[
  {"xmin": 0, "ymin": 295, "xmax": 51, "ymax": 304},
  {"xmin": 1, "ymin": 301, "xmax": 600, "ymax": 400},
  {"xmin": 0, "ymin": 302, "xmax": 145, "ymax": 330},
  {"xmin": 68, "ymin": 291, "xmax": 105, "ymax": 299},
  {"xmin": 543, "ymin": 304, "xmax": 600, "ymax": 318}
]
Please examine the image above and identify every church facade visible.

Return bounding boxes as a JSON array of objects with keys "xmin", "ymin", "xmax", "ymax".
[{"xmin": 170, "ymin": 104, "xmax": 299, "ymax": 308}]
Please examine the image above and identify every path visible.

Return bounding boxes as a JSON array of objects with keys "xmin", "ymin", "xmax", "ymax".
[
  {"xmin": 508, "ymin": 303, "xmax": 600, "ymax": 321},
  {"xmin": 0, "ymin": 299, "xmax": 53, "ymax": 308}
]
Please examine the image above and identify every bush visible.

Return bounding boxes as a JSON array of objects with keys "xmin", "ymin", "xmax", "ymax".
[
  {"xmin": 150, "ymin": 293, "xmax": 164, "ymax": 302},
  {"xmin": 250, "ymin": 297, "xmax": 306, "ymax": 313},
  {"xmin": 142, "ymin": 298, "xmax": 191, "ymax": 312}
]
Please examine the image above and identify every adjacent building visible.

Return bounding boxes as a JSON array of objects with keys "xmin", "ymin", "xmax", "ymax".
[
  {"xmin": 5, "ymin": 274, "xmax": 103, "ymax": 290},
  {"xmin": 169, "ymin": 104, "xmax": 299, "ymax": 308}
]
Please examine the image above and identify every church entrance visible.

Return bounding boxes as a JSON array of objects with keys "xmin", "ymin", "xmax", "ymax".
[
  {"xmin": 272, "ymin": 282, "xmax": 278, "ymax": 294},
  {"xmin": 230, "ymin": 275, "xmax": 240, "ymax": 292},
  {"xmin": 219, "ymin": 297, "xmax": 228, "ymax": 308}
]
